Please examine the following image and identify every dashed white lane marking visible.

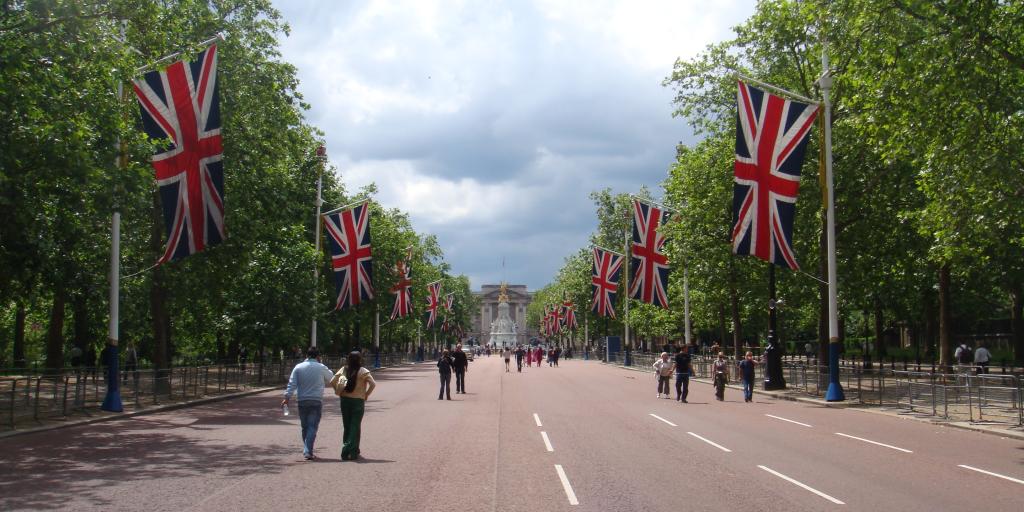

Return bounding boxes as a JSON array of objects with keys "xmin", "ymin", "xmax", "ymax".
[
  {"xmin": 554, "ymin": 464, "xmax": 579, "ymax": 505},
  {"xmin": 686, "ymin": 431, "xmax": 732, "ymax": 452},
  {"xmin": 649, "ymin": 413, "xmax": 677, "ymax": 427},
  {"xmin": 541, "ymin": 431, "xmax": 554, "ymax": 452},
  {"xmin": 765, "ymin": 414, "xmax": 813, "ymax": 427},
  {"xmin": 958, "ymin": 465, "xmax": 1024, "ymax": 485},
  {"xmin": 758, "ymin": 465, "xmax": 846, "ymax": 505},
  {"xmin": 834, "ymin": 432, "xmax": 913, "ymax": 453},
  {"xmin": 534, "ymin": 413, "xmax": 542, "ymax": 427}
]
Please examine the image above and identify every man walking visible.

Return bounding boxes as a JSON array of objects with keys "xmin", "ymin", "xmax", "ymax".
[
  {"xmin": 974, "ymin": 344, "xmax": 992, "ymax": 374},
  {"xmin": 282, "ymin": 347, "xmax": 334, "ymax": 460},
  {"xmin": 452, "ymin": 343, "xmax": 469, "ymax": 394},
  {"xmin": 674, "ymin": 344, "xmax": 693, "ymax": 403},
  {"xmin": 738, "ymin": 351, "xmax": 757, "ymax": 402}
]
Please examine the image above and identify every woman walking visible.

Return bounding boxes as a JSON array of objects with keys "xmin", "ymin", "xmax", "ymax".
[
  {"xmin": 712, "ymin": 352, "xmax": 728, "ymax": 401},
  {"xmin": 437, "ymin": 349, "xmax": 453, "ymax": 400},
  {"xmin": 332, "ymin": 351, "xmax": 376, "ymax": 461},
  {"xmin": 653, "ymin": 352, "xmax": 673, "ymax": 399},
  {"xmin": 502, "ymin": 346, "xmax": 512, "ymax": 372}
]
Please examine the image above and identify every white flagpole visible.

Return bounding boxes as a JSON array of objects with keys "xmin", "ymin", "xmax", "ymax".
[
  {"xmin": 623, "ymin": 219, "xmax": 630, "ymax": 367},
  {"xmin": 820, "ymin": 49, "xmax": 844, "ymax": 402},
  {"xmin": 374, "ymin": 307, "xmax": 381, "ymax": 368},
  {"xmin": 310, "ymin": 145, "xmax": 326, "ymax": 347},
  {"xmin": 683, "ymin": 262, "xmax": 692, "ymax": 346}
]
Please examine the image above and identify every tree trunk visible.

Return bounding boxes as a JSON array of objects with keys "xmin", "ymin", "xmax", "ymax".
[
  {"xmin": 13, "ymin": 302, "xmax": 26, "ymax": 367},
  {"xmin": 923, "ymin": 290, "xmax": 936, "ymax": 360},
  {"xmin": 1010, "ymin": 282, "xmax": 1023, "ymax": 365},
  {"xmin": 938, "ymin": 263, "xmax": 952, "ymax": 367},
  {"xmin": 72, "ymin": 292, "xmax": 90, "ymax": 352},
  {"xmin": 149, "ymin": 192, "xmax": 171, "ymax": 381},
  {"xmin": 717, "ymin": 303, "xmax": 727, "ymax": 349},
  {"xmin": 874, "ymin": 298, "xmax": 885, "ymax": 358},
  {"xmin": 45, "ymin": 286, "xmax": 67, "ymax": 371}
]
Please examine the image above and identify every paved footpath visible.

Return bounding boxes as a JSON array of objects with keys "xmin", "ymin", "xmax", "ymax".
[{"xmin": 1, "ymin": 357, "xmax": 1022, "ymax": 511}]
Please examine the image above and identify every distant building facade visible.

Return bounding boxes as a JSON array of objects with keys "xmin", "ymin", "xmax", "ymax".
[{"xmin": 471, "ymin": 284, "xmax": 536, "ymax": 346}]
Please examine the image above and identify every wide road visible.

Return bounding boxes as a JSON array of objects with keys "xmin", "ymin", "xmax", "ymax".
[{"xmin": 1, "ymin": 356, "xmax": 1021, "ymax": 511}]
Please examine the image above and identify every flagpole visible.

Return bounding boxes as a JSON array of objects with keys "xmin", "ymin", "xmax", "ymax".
[
  {"xmin": 683, "ymin": 262, "xmax": 691, "ymax": 346},
  {"xmin": 374, "ymin": 307, "xmax": 381, "ymax": 368},
  {"xmin": 820, "ymin": 48, "xmax": 845, "ymax": 402},
  {"xmin": 322, "ymin": 198, "xmax": 370, "ymax": 216},
  {"xmin": 623, "ymin": 218, "xmax": 631, "ymax": 367},
  {"xmin": 310, "ymin": 145, "xmax": 326, "ymax": 348}
]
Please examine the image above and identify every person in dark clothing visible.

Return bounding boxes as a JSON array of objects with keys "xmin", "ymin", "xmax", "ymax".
[
  {"xmin": 674, "ymin": 345, "xmax": 693, "ymax": 403},
  {"xmin": 452, "ymin": 343, "xmax": 469, "ymax": 394},
  {"xmin": 514, "ymin": 345, "xmax": 525, "ymax": 372},
  {"xmin": 738, "ymin": 351, "xmax": 757, "ymax": 402},
  {"xmin": 437, "ymin": 350, "xmax": 453, "ymax": 400}
]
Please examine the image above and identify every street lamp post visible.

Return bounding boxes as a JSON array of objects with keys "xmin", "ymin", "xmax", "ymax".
[{"xmin": 310, "ymin": 145, "xmax": 327, "ymax": 348}]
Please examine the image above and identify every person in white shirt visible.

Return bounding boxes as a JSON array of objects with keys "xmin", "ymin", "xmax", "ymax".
[
  {"xmin": 653, "ymin": 352, "xmax": 674, "ymax": 399},
  {"xmin": 282, "ymin": 347, "xmax": 335, "ymax": 460},
  {"xmin": 973, "ymin": 344, "xmax": 992, "ymax": 374}
]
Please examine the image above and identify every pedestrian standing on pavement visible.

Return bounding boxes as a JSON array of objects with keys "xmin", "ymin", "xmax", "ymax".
[
  {"xmin": 713, "ymin": 352, "xmax": 729, "ymax": 401},
  {"xmin": 502, "ymin": 347, "xmax": 512, "ymax": 372},
  {"xmin": 452, "ymin": 343, "xmax": 469, "ymax": 394},
  {"xmin": 282, "ymin": 346, "xmax": 335, "ymax": 461},
  {"xmin": 973, "ymin": 344, "xmax": 992, "ymax": 374},
  {"xmin": 437, "ymin": 349, "xmax": 454, "ymax": 400},
  {"xmin": 653, "ymin": 352, "xmax": 673, "ymax": 399},
  {"xmin": 515, "ymin": 345, "xmax": 525, "ymax": 372},
  {"xmin": 738, "ymin": 351, "xmax": 756, "ymax": 403},
  {"xmin": 674, "ymin": 345, "xmax": 693, "ymax": 403},
  {"xmin": 332, "ymin": 351, "xmax": 376, "ymax": 461},
  {"xmin": 954, "ymin": 341, "xmax": 973, "ymax": 366},
  {"xmin": 554, "ymin": 347, "xmax": 562, "ymax": 367}
]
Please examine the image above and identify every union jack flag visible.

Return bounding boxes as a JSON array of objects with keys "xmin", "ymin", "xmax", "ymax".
[
  {"xmin": 389, "ymin": 247, "xmax": 413, "ymax": 320},
  {"xmin": 323, "ymin": 202, "xmax": 373, "ymax": 311},
  {"xmin": 424, "ymin": 281, "xmax": 442, "ymax": 329},
  {"xmin": 562, "ymin": 297, "xmax": 577, "ymax": 331},
  {"xmin": 549, "ymin": 303, "xmax": 562, "ymax": 334},
  {"xmin": 444, "ymin": 293, "xmax": 455, "ymax": 313},
  {"xmin": 732, "ymin": 80, "xmax": 819, "ymax": 270},
  {"xmin": 591, "ymin": 247, "xmax": 623, "ymax": 318},
  {"xmin": 629, "ymin": 200, "xmax": 671, "ymax": 308},
  {"xmin": 133, "ymin": 45, "xmax": 224, "ymax": 264}
]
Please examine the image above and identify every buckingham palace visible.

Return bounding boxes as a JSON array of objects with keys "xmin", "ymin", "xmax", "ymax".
[{"xmin": 470, "ymin": 284, "xmax": 536, "ymax": 346}]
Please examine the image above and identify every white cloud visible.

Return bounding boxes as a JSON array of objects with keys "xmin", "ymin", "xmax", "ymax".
[{"xmin": 273, "ymin": 0, "xmax": 757, "ymax": 288}]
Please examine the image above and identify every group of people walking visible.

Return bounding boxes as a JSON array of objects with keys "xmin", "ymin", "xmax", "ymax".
[
  {"xmin": 282, "ymin": 347, "xmax": 377, "ymax": 461},
  {"xmin": 500, "ymin": 344, "xmax": 562, "ymax": 373},
  {"xmin": 653, "ymin": 346, "xmax": 760, "ymax": 403},
  {"xmin": 436, "ymin": 343, "xmax": 470, "ymax": 399}
]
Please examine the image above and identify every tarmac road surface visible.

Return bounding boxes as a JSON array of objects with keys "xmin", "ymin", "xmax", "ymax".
[{"xmin": 1, "ymin": 356, "xmax": 1021, "ymax": 511}]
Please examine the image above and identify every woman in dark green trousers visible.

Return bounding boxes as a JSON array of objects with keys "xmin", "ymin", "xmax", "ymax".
[{"xmin": 332, "ymin": 351, "xmax": 376, "ymax": 460}]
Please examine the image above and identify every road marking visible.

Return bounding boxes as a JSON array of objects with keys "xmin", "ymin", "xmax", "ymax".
[
  {"xmin": 958, "ymin": 465, "xmax": 1024, "ymax": 485},
  {"xmin": 649, "ymin": 413, "xmax": 677, "ymax": 427},
  {"xmin": 765, "ymin": 414, "xmax": 812, "ymax": 427},
  {"xmin": 541, "ymin": 431, "xmax": 554, "ymax": 452},
  {"xmin": 534, "ymin": 413, "xmax": 542, "ymax": 427},
  {"xmin": 758, "ymin": 465, "xmax": 845, "ymax": 505},
  {"xmin": 686, "ymin": 432, "xmax": 732, "ymax": 452},
  {"xmin": 554, "ymin": 465, "xmax": 579, "ymax": 505},
  {"xmin": 834, "ymin": 432, "xmax": 912, "ymax": 453}
]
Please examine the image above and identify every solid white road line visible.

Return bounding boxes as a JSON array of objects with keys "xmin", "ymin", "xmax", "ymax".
[
  {"xmin": 649, "ymin": 413, "xmax": 677, "ymax": 427},
  {"xmin": 758, "ymin": 465, "xmax": 846, "ymax": 505},
  {"xmin": 834, "ymin": 432, "xmax": 913, "ymax": 453},
  {"xmin": 686, "ymin": 432, "xmax": 732, "ymax": 452},
  {"xmin": 554, "ymin": 464, "xmax": 580, "ymax": 505},
  {"xmin": 765, "ymin": 414, "xmax": 813, "ymax": 428},
  {"xmin": 958, "ymin": 464, "xmax": 1024, "ymax": 485},
  {"xmin": 541, "ymin": 431, "xmax": 554, "ymax": 452},
  {"xmin": 534, "ymin": 413, "xmax": 543, "ymax": 427}
]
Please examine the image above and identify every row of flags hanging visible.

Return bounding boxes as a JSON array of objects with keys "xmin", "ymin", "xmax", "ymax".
[
  {"xmin": 538, "ymin": 295, "xmax": 578, "ymax": 337},
  {"xmin": 131, "ymin": 43, "xmax": 821, "ymax": 328}
]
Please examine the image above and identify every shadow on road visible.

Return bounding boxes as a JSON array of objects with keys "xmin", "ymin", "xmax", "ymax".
[{"xmin": 0, "ymin": 394, "xmax": 295, "ymax": 510}]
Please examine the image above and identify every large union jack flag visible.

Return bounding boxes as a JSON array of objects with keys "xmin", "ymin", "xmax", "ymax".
[
  {"xmin": 629, "ymin": 200, "xmax": 671, "ymax": 308},
  {"xmin": 732, "ymin": 80, "xmax": 819, "ymax": 270},
  {"xmin": 133, "ymin": 45, "xmax": 224, "ymax": 264},
  {"xmin": 591, "ymin": 247, "xmax": 623, "ymax": 318},
  {"xmin": 323, "ymin": 202, "xmax": 373, "ymax": 311},
  {"xmin": 549, "ymin": 304, "xmax": 562, "ymax": 335},
  {"xmin": 389, "ymin": 247, "xmax": 413, "ymax": 320},
  {"xmin": 424, "ymin": 281, "xmax": 442, "ymax": 329},
  {"xmin": 441, "ymin": 293, "xmax": 455, "ymax": 332}
]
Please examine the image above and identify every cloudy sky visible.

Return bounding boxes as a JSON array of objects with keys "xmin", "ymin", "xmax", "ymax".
[{"xmin": 272, "ymin": 0, "xmax": 755, "ymax": 290}]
